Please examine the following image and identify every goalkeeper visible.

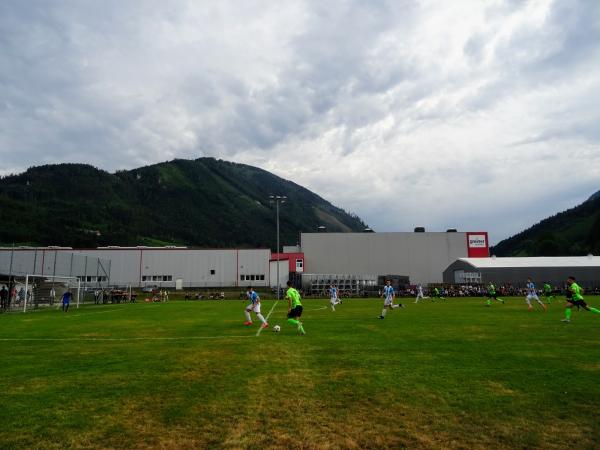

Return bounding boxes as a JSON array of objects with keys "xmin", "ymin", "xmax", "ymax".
[{"xmin": 61, "ymin": 290, "xmax": 72, "ymax": 313}]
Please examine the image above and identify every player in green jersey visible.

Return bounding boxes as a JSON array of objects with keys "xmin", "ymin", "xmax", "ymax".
[
  {"xmin": 543, "ymin": 283, "xmax": 555, "ymax": 304},
  {"xmin": 562, "ymin": 276, "xmax": 600, "ymax": 323},
  {"xmin": 485, "ymin": 283, "xmax": 504, "ymax": 306},
  {"xmin": 285, "ymin": 281, "xmax": 306, "ymax": 335},
  {"xmin": 432, "ymin": 287, "xmax": 445, "ymax": 301}
]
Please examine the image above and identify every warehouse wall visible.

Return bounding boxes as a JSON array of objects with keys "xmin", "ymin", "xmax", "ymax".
[
  {"xmin": 0, "ymin": 248, "xmax": 110, "ymax": 281},
  {"xmin": 301, "ymin": 232, "xmax": 469, "ymax": 284},
  {"xmin": 73, "ymin": 248, "xmax": 271, "ymax": 288},
  {"xmin": 269, "ymin": 260, "xmax": 289, "ymax": 288}
]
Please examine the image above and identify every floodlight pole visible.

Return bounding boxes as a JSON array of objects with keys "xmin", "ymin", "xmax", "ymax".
[{"xmin": 270, "ymin": 195, "xmax": 287, "ymax": 301}]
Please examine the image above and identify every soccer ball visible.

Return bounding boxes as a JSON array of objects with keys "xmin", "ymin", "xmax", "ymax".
[{"xmin": 273, "ymin": 325, "xmax": 281, "ymax": 332}]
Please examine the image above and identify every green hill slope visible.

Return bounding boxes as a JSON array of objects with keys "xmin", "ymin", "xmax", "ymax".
[
  {"xmin": 491, "ymin": 191, "xmax": 600, "ymax": 256},
  {"xmin": 0, "ymin": 158, "xmax": 367, "ymax": 248}
]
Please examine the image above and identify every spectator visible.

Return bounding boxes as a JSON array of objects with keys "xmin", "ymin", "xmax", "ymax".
[
  {"xmin": 17, "ymin": 287, "xmax": 25, "ymax": 304},
  {"xmin": 0, "ymin": 285, "xmax": 8, "ymax": 310}
]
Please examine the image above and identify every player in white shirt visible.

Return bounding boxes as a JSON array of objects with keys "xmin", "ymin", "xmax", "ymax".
[
  {"xmin": 244, "ymin": 286, "xmax": 269, "ymax": 328},
  {"xmin": 525, "ymin": 278, "xmax": 547, "ymax": 312},
  {"xmin": 378, "ymin": 280, "xmax": 404, "ymax": 319},
  {"xmin": 414, "ymin": 284, "xmax": 429, "ymax": 303},
  {"xmin": 329, "ymin": 284, "xmax": 341, "ymax": 311}
]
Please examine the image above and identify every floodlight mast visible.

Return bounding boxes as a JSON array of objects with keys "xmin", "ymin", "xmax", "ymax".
[{"xmin": 269, "ymin": 195, "xmax": 287, "ymax": 301}]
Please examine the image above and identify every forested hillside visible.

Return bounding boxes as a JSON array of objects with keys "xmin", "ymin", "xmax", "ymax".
[
  {"xmin": 0, "ymin": 158, "xmax": 367, "ymax": 248},
  {"xmin": 492, "ymin": 191, "xmax": 600, "ymax": 256}
]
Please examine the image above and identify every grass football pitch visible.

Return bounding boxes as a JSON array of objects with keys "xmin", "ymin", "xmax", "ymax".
[{"xmin": 1, "ymin": 297, "xmax": 599, "ymax": 449}]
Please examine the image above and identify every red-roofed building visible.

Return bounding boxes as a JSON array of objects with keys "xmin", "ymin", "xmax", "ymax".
[{"xmin": 270, "ymin": 252, "xmax": 304, "ymax": 273}]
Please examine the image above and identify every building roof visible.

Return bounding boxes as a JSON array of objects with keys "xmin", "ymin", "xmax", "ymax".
[{"xmin": 458, "ymin": 256, "xmax": 600, "ymax": 269}]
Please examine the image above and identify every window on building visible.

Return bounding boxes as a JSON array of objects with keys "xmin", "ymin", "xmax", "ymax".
[
  {"xmin": 210, "ymin": 269, "xmax": 216, "ymax": 275},
  {"xmin": 240, "ymin": 275, "xmax": 246, "ymax": 281},
  {"xmin": 296, "ymin": 259, "xmax": 303, "ymax": 270},
  {"xmin": 250, "ymin": 275, "xmax": 255, "ymax": 281},
  {"xmin": 259, "ymin": 275, "xmax": 265, "ymax": 280}
]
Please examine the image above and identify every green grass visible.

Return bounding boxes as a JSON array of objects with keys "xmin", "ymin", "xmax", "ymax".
[{"xmin": 1, "ymin": 297, "xmax": 599, "ymax": 449}]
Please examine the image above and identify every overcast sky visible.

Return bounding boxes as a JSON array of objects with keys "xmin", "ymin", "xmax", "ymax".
[{"xmin": 1, "ymin": 0, "xmax": 599, "ymax": 244}]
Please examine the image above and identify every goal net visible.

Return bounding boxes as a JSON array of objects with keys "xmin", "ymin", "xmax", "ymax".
[{"xmin": 22, "ymin": 275, "xmax": 81, "ymax": 312}]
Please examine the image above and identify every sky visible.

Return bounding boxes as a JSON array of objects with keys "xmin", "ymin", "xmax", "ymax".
[{"xmin": 1, "ymin": 0, "xmax": 599, "ymax": 244}]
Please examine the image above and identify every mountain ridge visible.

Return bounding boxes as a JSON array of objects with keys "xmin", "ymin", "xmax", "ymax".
[
  {"xmin": 587, "ymin": 189, "xmax": 600, "ymax": 202},
  {"xmin": 0, "ymin": 158, "xmax": 368, "ymax": 249},
  {"xmin": 491, "ymin": 192, "xmax": 600, "ymax": 256}
]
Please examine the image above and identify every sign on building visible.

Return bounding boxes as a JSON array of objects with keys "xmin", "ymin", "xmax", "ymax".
[{"xmin": 466, "ymin": 232, "xmax": 489, "ymax": 258}]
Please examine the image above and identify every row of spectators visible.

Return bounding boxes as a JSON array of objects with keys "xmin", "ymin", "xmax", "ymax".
[
  {"xmin": 0, "ymin": 284, "xmax": 28, "ymax": 309},
  {"xmin": 185, "ymin": 291, "xmax": 225, "ymax": 300},
  {"xmin": 93, "ymin": 289, "xmax": 137, "ymax": 304},
  {"xmin": 396, "ymin": 284, "xmax": 600, "ymax": 298}
]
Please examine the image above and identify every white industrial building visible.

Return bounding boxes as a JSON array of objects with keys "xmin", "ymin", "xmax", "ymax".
[
  {"xmin": 300, "ymin": 231, "xmax": 490, "ymax": 285},
  {"xmin": 72, "ymin": 247, "xmax": 272, "ymax": 288},
  {"xmin": 2, "ymin": 230, "xmax": 492, "ymax": 290},
  {"xmin": 0, "ymin": 247, "xmax": 110, "ymax": 282},
  {"xmin": 0, "ymin": 247, "xmax": 272, "ymax": 289}
]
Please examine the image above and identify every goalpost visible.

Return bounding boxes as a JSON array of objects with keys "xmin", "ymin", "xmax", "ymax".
[{"xmin": 23, "ymin": 275, "xmax": 81, "ymax": 312}]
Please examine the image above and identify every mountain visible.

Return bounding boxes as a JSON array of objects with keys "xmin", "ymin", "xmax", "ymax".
[
  {"xmin": 491, "ymin": 193, "xmax": 600, "ymax": 256},
  {"xmin": 0, "ymin": 158, "xmax": 367, "ymax": 249},
  {"xmin": 587, "ymin": 189, "xmax": 600, "ymax": 202}
]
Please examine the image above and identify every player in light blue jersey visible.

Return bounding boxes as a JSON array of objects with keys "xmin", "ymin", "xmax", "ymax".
[
  {"xmin": 525, "ymin": 277, "xmax": 546, "ymax": 312},
  {"xmin": 329, "ymin": 284, "xmax": 341, "ymax": 311},
  {"xmin": 244, "ymin": 286, "xmax": 269, "ymax": 328},
  {"xmin": 414, "ymin": 284, "xmax": 429, "ymax": 303},
  {"xmin": 378, "ymin": 280, "xmax": 404, "ymax": 319}
]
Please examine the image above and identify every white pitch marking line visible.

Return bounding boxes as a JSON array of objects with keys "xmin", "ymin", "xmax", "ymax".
[
  {"xmin": 0, "ymin": 335, "xmax": 253, "ymax": 342},
  {"xmin": 306, "ymin": 306, "xmax": 327, "ymax": 311},
  {"xmin": 256, "ymin": 300, "xmax": 279, "ymax": 337},
  {"xmin": 64, "ymin": 309, "xmax": 125, "ymax": 318},
  {"xmin": 9, "ymin": 302, "xmax": 159, "ymax": 316}
]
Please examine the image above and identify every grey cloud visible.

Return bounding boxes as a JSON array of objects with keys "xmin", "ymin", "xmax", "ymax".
[
  {"xmin": 457, "ymin": 1, "xmax": 600, "ymax": 116},
  {"xmin": 509, "ymin": 122, "xmax": 600, "ymax": 147},
  {"xmin": 490, "ymin": 0, "xmax": 600, "ymax": 81},
  {"xmin": 535, "ymin": 0, "xmax": 600, "ymax": 71}
]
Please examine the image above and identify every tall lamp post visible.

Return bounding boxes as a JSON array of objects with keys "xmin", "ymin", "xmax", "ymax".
[{"xmin": 269, "ymin": 195, "xmax": 287, "ymax": 301}]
